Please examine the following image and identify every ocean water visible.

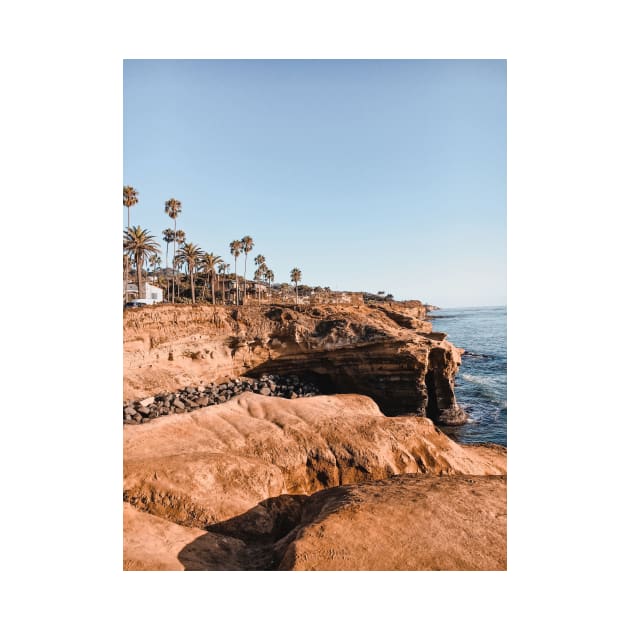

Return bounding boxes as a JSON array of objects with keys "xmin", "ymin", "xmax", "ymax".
[{"xmin": 428, "ymin": 306, "xmax": 507, "ymax": 446}]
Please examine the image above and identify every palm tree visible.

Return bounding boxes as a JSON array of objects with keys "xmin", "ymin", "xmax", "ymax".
[
  {"xmin": 123, "ymin": 186, "xmax": 139, "ymax": 303},
  {"xmin": 175, "ymin": 242, "xmax": 203, "ymax": 304},
  {"xmin": 229, "ymin": 240, "xmax": 243, "ymax": 305},
  {"xmin": 240, "ymin": 236, "xmax": 254, "ymax": 305},
  {"xmin": 264, "ymin": 268, "xmax": 274, "ymax": 303},
  {"xmin": 123, "ymin": 226, "xmax": 160, "ymax": 300},
  {"xmin": 253, "ymin": 267, "xmax": 262, "ymax": 303},
  {"xmin": 162, "ymin": 229, "xmax": 174, "ymax": 300},
  {"xmin": 164, "ymin": 198, "xmax": 182, "ymax": 303},
  {"xmin": 149, "ymin": 254, "xmax": 161, "ymax": 284},
  {"xmin": 219, "ymin": 262, "xmax": 230, "ymax": 304},
  {"xmin": 290, "ymin": 268, "xmax": 302, "ymax": 305},
  {"xmin": 123, "ymin": 186, "xmax": 139, "ymax": 228},
  {"xmin": 174, "ymin": 230, "xmax": 186, "ymax": 298},
  {"xmin": 201, "ymin": 252, "xmax": 223, "ymax": 305},
  {"xmin": 254, "ymin": 255, "xmax": 266, "ymax": 304},
  {"xmin": 217, "ymin": 262, "xmax": 225, "ymax": 303}
]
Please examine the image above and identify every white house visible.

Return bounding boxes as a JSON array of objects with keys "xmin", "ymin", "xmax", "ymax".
[{"xmin": 125, "ymin": 282, "xmax": 164, "ymax": 304}]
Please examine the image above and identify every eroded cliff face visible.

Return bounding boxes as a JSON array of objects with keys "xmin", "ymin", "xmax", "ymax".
[{"xmin": 123, "ymin": 301, "xmax": 466, "ymax": 425}]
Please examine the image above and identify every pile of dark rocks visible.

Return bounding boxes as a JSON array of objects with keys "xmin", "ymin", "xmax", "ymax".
[{"xmin": 123, "ymin": 374, "xmax": 322, "ymax": 424}]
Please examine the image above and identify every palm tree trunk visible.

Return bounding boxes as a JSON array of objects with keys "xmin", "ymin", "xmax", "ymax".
[
  {"xmin": 165, "ymin": 242, "xmax": 170, "ymax": 301},
  {"xmin": 172, "ymin": 219, "xmax": 176, "ymax": 303},
  {"xmin": 191, "ymin": 268, "xmax": 195, "ymax": 304},
  {"xmin": 137, "ymin": 254, "xmax": 143, "ymax": 300},
  {"xmin": 124, "ymin": 255, "xmax": 129, "ymax": 303},
  {"xmin": 124, "ymin": 206, "xmax": 130, "ymax": 304},
  {"xmin": 211, "ymin": 272, "xmax": 215, "ymax": 305},
  {"xmin": 234, "ymin": 256, "xmax": 238, "ymax": 305},
  {"xmin": 243, "ymin": 256, "xmax": 247, "ymax": 305}
]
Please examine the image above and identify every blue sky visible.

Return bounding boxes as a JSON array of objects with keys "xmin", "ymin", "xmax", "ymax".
[{"xmin": 124, "ymin": 60, "xmax": 505, "ymax": 307}]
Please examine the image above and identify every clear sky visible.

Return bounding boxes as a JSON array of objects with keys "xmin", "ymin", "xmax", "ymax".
[{"xmin": 124, "ymin": 59, "xmax": 505, "ymax": 307}]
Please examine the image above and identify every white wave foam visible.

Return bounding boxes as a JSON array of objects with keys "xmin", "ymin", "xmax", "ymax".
[{"xmin": 462, "ymin": 373, "xmax": 496, "ymax": 386}]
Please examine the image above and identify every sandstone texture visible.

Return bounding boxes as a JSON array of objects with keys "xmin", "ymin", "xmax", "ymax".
[
  {"xmin": 124, "ymin": 301, "xmax": 466, "ymax": 424},
  {"xmin": 275, "ymin": 474, "xmax": 507, "ymax": 571},
  {"xmin": 123, "ymin": 392, "xmax": 506, "ymax": 570},
  {"xmin": 123, "ymin": 302, "xmax": 507, "ymax": 571}
]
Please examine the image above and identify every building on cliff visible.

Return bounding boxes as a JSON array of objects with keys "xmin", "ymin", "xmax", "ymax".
[{"xmin": 125, "ymin": 282, "xmax": 164, "ymax": 304}]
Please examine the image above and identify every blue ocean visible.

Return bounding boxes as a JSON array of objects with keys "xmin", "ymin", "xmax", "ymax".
[{"xmin": 428, "ymin": 306, "xmax": 506, "ymax": 446}]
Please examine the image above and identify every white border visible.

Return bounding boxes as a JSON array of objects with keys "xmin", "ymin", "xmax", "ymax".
[{"xmin": 4, "ymin": 1, "xmax": 629, "ymax": 627}]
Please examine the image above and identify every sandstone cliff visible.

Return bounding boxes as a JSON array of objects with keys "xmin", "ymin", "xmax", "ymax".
[
  {"xmin": 123, "ymin": 301, "xmax": 466, "ymax": 425},
  {"xmin": 123, "ymin": 302, "xmax": 507, "ymax": 571}
]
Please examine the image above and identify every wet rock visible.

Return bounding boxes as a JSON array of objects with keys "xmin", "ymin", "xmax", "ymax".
[{"xmin": 438, "ymin": 406, "xmax": 468, "ymax": 426}]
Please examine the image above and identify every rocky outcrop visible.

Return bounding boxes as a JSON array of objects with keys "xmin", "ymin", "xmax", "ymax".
[
  {"xmin": 124, "ymin": 394, "xmax": 505, "ymax": 530},
  {"xmin": 274, "ymin": 474, "xmax": 506, "ymax": 571},
  {"xmin": 123, "ymin": 393, "xmax": 506, "ymax": 571},
  {"xmin": 124, "ymin": 475, "xmax": 506, "ymax": 571},
  {"xmin": 123, "ymin": 301, "xmax": 467, "ymax": 424}
]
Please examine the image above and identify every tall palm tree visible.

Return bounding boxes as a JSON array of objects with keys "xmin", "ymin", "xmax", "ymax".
[
  {"xmin": 222, "ymin": 263, "xmax": 232, "ymax": 304},
  {"xmin": 264, "ymin": 268, "xmax": 274, "ymax": 303},
  {"xmin": 175, "ymin": 242, "xmax": 203, "ymax": 304},
  {"xmin": 254, "ymin": 255, "xmax": 266, "ymax": 304},
  {"xmin": 217, "ymin": 262, "xmax": 226, "ymax": 304},
  {"xmin": 162, "ymin": 229, "xmax": 175, "ymax": 300},
  {"xmin": 123, "ymin": 186, "xmax": 139, "ymax": 303},
  {"xmin": 149, "ymin": 254, "xmax": 161, "ymax": 280},
  {"xmin": 229, "ymin": 240, "xmax": 243, "ymax": 305},
  {"xmin": 123, "ymin": 186, "xmax": 139, "ymax": 228},
  {"xmin": 254, "ymin": 254, "xmax": 265, "ymax": 267},
  {"xmin": 240, "ymin": 236, "xmax": 254, "ymax": 305},
  {"xmin": 123, "ymin": 226, "xmax": 160, "ymax": 300},
  {"xmin": 253, "ymin": 265, "xmax": 265, "ymax": 303},
  {"xmin": 201, "ymin": 252, "xmax": 223, "ymax": 305},
  {"xmin": 150, "ymin": 254, "xmax": 162, "ymax": 293},
  {"xmin": 290, "ymin": 268, "xmax": 302, "ymax": 305},
  {"xmin": 174, "ymin": 230, "xmax": 186, "ymax": 298},
  {"xmin": 164, "ymin": 198, "xmax": 182, "ymax": 303}
]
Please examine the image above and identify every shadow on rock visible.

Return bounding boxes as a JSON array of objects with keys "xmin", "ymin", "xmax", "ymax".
[
  {"xmin": 176, "ymin": 486, "xmax": 356, "ymax": 571},
  {"xmin": 177, "ymin": 493, "xmax": 308, "ymax": 571}
]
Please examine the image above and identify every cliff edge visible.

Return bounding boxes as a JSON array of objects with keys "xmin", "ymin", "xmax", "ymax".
[{"xmin": 124, "ymin": 301, "xmax": 467, "ymax": 425}]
